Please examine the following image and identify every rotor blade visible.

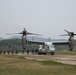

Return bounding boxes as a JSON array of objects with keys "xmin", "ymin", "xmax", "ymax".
[
  {"xmin": 6, "ymin": 32, "xmax": 22, "ymax": 35},
  {"xmin": 60, "ymin": 34, "xmax": 69, "ymax": 36},
  {"xmin": 26, "ymin": 32, "xmax": 42, "ymax": 36},
  {"xmin": 64, "ymin": 29, "xmax": 70, "ymax": 33},
  {"xmin": 74, "ymin": 34, "xmax": 76, "ymax": 35}
]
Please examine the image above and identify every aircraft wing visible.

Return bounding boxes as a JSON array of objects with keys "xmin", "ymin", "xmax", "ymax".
[
  {"xmin": 52, "ymin": 41, "xmax": 69, "ymax": 45},
  {"xmin": 27, "ymin": 40, "xmax": 45, "ymax": 45}
]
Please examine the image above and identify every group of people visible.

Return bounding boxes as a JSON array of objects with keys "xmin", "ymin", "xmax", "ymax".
[{"xmin": 0, "ymin": 49, "xmax": 39, "ymax": 55}]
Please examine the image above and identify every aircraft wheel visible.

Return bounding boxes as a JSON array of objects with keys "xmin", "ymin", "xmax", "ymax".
[
  {"xmin": 44, "ymin": 53, "xmax": 47, "ymax": 55},
  {"xmin": 51, "ymin": 52, "xmax": 54, "ymax": 55},
  {"xmin": 38, "ymin": 53, "xmax": 40, "ymax": 55}
]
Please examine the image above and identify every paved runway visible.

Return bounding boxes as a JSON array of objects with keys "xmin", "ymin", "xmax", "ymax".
[{"xmin": 25, "ymin": 54, "xmax": 76, "ymax": 65}]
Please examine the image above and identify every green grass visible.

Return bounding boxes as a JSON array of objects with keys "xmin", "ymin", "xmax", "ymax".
[
  {"xmin": 41, "ymin": 60, "xmax": 63, "ymax": 65},
  {"xmin": 0, "ymin": 55, "xmax": 76, "ymax": 75},
  {"xmin": 56, "ymin": 51, "xmax": 76, "ymax": 55}
]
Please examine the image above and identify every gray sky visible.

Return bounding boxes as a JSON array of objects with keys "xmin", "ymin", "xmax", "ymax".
[{"xmin": 0, "ymin": 0, "xmax": 76, "ymax": 39}]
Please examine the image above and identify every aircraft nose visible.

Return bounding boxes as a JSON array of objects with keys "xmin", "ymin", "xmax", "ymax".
[{"xmin": 51, "ymin": 48, "xmax": 55, "ymax": 51}]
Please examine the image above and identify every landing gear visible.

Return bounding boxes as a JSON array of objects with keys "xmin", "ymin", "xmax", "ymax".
[
  {"xmin": 37, "ymin": 51, "xmax": 47, "ymax": 55},
  {"xmin": 51, "ymin": 52, "xmax": 54, "ymax": 55},
  {"xmin": 38, "ymin": 53, "xmax": 47, "ymax": 55}
]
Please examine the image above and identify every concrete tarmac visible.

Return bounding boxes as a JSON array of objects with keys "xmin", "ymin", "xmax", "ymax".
[{"xmin": 25, "ymin": 53, "xmax": 76, "ymax": 65}]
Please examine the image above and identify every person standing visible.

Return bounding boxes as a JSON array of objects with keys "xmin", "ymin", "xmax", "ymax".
[{"xmin": 27, "ymin": 49, "xmax": 29, "ymax": 55}]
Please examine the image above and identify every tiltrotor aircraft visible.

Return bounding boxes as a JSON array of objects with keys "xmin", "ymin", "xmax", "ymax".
[{"xmin": 7, "ymin": 28, "xmax": 73, "ymax": 55}]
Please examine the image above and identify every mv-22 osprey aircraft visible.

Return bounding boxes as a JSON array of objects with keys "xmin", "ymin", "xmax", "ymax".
[{"xmin": 7, "ymin": 28, "xmax": 76, "ymax": 55}]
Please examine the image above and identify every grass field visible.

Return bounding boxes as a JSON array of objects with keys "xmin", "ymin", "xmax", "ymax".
[
  {"xmin": 56, "ymin": 51, "xmax": 76, "ymax": 55},
  {"xmin": 0, "ymin": 55, "xmax": 76, "ymax": 75}
]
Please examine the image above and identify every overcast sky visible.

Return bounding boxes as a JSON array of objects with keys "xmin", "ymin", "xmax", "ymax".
[{"xmin": 0, "ymin": 0, "xmax": 76, "ymax": 39}]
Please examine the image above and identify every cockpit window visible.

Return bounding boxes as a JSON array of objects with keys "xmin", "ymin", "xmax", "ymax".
[{"xmin": 49, "ymin": 45, "xmax": 54, "ymax": 48}]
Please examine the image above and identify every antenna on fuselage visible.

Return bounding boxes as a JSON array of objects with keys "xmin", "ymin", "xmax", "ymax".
[{"xmin": 48, "ymin": 37, "xmax": 51, "ymax": 42}]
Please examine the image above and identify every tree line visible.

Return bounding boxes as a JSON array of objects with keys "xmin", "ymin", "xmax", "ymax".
[
  {"xmin": 0, "ymin": 38, "xmax": 76, "ymax": 52},
  {"xmin": 0, "ymin": 38, "xmax": 38, "ymax": 52}
]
